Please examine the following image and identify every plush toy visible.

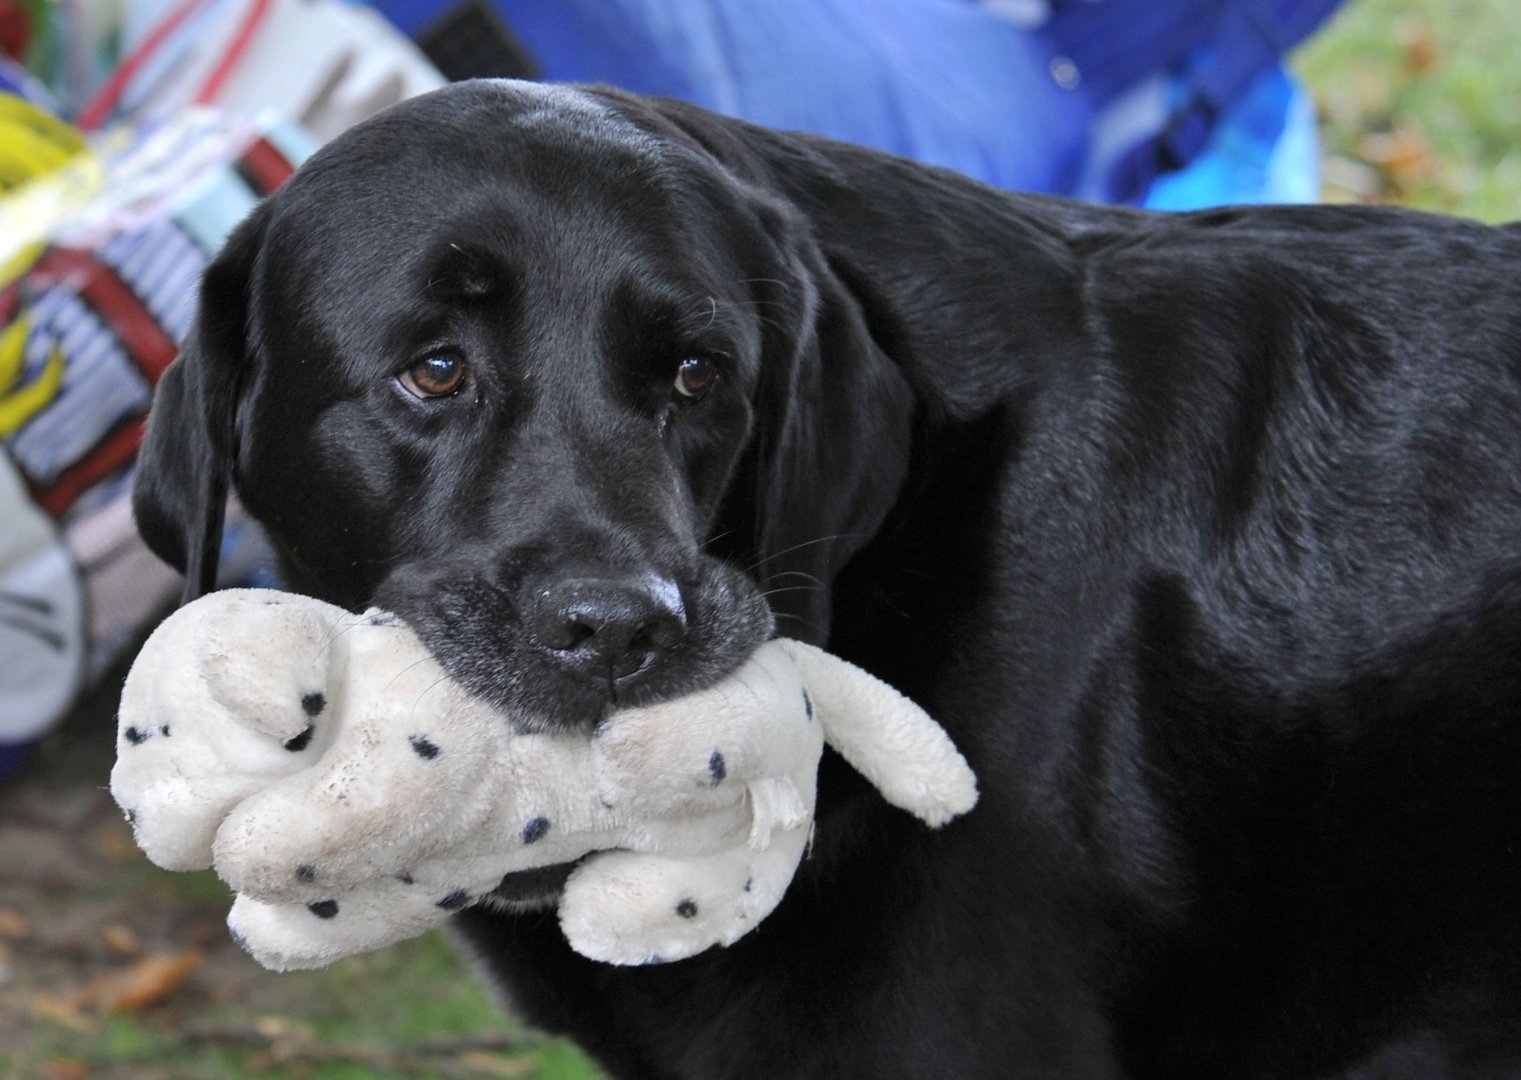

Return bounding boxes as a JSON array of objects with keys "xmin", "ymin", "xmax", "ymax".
[{"xmin": 110, "ymin": 589, "xmax": 977, "ymax": 970}]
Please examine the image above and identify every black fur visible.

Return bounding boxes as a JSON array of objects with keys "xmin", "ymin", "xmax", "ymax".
[{"xmin": 134, "ymin": 80, "xmax": 1521, "ymax": 1079}]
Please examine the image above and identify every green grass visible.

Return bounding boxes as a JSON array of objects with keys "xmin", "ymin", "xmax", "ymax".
[
  {"xmin": 7, "ymin": 836, "xmax": 602, "ymax": 1080},
  {"xmin": 15, "ymin": 927, "xmax": 604, "ymax": 1080},
  {"xmin": 1293, "ymin": 0, "xmax": 1521, "ymax": 221}
]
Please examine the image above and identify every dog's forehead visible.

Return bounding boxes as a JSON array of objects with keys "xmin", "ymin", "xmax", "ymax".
[
  {"xmin": 282, "ymin": 80, "xmax": 666, "ymax": 206},
  {"xmin": 256, "ymin": 81, "xmax": 709, "ymax": 298},
  {"xmin": 477, "ymin": 80, "xmax": 662, "ymax": 154}
]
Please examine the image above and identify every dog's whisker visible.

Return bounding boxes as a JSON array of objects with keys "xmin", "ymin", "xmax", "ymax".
[
  {"xmin": 410, "ymin": 672, "xmax": 457, "ymax": 715},
  {"xmin": 760, "ymin": 584, "xmax": 825, "ymax": 600},
  {"xmin": 383, "ymin": 653, "xmax": 448, "ymax": 695},
  {"xmin": 316, "ymin": 615, "xmax": 367, "ymax": 661},
  {"xmin": 741, "ymin": 533, "xmax": 867, "ymax": 575},
  {"xmin": 762, "ymin": 569, "xmax": 827, "ymax": 589}
]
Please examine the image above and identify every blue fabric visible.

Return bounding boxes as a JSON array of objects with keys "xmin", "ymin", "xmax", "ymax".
[
  {"xmin": 483, "ymin": 0, "xmax": 1091, "ymax": 195},
  {"xmin": 1145, "ymin": 65, "xmax": 1319, "ymax": 210},
  {"xmin": 372, "ymin": 0, "xmax": 1341, "ymax": 206}
]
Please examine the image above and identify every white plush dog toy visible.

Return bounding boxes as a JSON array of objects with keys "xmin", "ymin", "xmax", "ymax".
[{"xmin": 111, "ymin": 589, "xmax": 977, "ymax": 970}]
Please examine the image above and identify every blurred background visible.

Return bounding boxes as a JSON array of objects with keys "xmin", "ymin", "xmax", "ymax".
[{"xmin": 0, "ymin": 1, "xmax": 1515, "ymax": 1077}]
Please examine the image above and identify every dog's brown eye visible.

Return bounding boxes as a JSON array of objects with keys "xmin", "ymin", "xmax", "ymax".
[
  {"xmin": 400, "ymin": 355, "xmax": 467, "ymax": 398},
  {"xmin": 674, "ymin": 357, "xmax": 717, "ymax": 399}
]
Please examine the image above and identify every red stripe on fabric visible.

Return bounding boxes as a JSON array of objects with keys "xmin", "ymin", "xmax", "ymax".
[
  {"xmin": 34, "ymin": 416, "xmax": 146, "ymax": 518},
  {"xmin": 239, "ymin": 137, "xmax": 296, "ymax": 194},
  {"xmin": 34, "ymin": 248, "xmax": 178, "ymax": 382}
]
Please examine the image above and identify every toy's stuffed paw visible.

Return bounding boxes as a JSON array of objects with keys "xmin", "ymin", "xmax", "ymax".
[
  {"xmin": 227, "ymin": 874, "xmax": 449, "ymax": 972},
  {"xmin": 776, "ymin": 640, "xmax": 979, "ymax": 828},
  {"xmin": 559, "ymin": 818, "xmax": 812, "ymax": 965},
  {"xmin": 110, "ymin": 590, "xmax": 352, "ymax": 871}
]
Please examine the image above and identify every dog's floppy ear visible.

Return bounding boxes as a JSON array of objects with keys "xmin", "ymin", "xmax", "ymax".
[
  {"xmin": 134, "ymin": 206, "xmax": 267, "ymax": 603},
  {"xmin": 744, "ymin": 227, "xmax": 917, "ymax": 646}
]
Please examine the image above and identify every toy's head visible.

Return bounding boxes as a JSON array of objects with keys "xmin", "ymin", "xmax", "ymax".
[{"xmin": 111, "ymin": 591, "xmax": 349, "ymax": 870}]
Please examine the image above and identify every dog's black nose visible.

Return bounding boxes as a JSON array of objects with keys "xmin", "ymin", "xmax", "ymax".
[{"xmin": 528, "ymin": 576, "xmax": 687, "ymax": 679}]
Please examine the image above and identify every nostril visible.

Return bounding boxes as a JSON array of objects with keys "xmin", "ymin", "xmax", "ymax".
[
  {"xmin": 629, "ymin": 616, "xmax": 682, "ymax": 653},
  {"xmin": 533, "ymin": 610, "xmax": 600, "ymax": 652},
  {"xmin": 528, "ymin": 576, "xmax": 688, "ymax": 677}
]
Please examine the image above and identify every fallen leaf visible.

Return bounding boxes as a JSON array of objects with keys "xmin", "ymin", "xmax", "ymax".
[
  {"xmin": 30, "ymin": 992, "xmax": 98, "ymax": 1033},
  {"xmin": 37, "ymin": 1059, "xmax": 91, "ymax": 1080},
  {"xmin": 72, "ymin": 950, "xmax": 204, "ymax": 1013},
  {"xmin": 102, "ymin": 923, "xmax": 141, "ymax": 958},
  {"xmin": 181, "ymin": 918, "xmax": 230, "ymax": 949},
  {"xmin": 1358, "ymin": 124, "xmax": 1437, "ymax": 187},
  {"xmin": 256, "ymin": 1014, "xmax": 301, "ymax": 1040},
  {"xmin": 1398, "ymin": 17, "xmax": 1440, "ymax": 75},
  {"xmin": 95, "ymin": 824, "xmax": 140, "ymax": 863},
  {"xmin": 0, "ymin": 908, "xmax": 29, "ymax": 939}
]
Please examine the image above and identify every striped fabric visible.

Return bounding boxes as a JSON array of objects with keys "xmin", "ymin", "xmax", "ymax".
[
  {"xmin": 0, "ymin": 111, "xmax": 308, "ymax": 762},
  {"xmin": 0, "ymin": 121, "xmax": 302, "ymax": 520}
]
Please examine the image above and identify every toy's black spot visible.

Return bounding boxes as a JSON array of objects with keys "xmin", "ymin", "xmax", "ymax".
[
  {"xmin": 124, "ymin": 808, "xmax": 137, "ymax": 826},
  {"xmin": 676, "ymin": 899, "xmax": 698, "ymax": 919},
  {"xmin": 398, "ymin": 872, "xmax": 415, "ymax": 885},
  {"xmin": 802, "ymin": 690, "xmax": 813, "ymax": 720},
  {"xmin": 284, "ymin": 724, "xmax": 315, "ymax": 752},
  {"xmin": 708, "ymin": 750, "xmax": 727, "ymax": 784},
  {"xmin": 301, "ymin": 692, "xmax": 326, "ymax": 717},
  {"xmin": 368, "ymin": 613, "xmax": 398, "ymax": 626},
  {"xmin": 124, "ymin": 726, "xmax": 148, "ymax": 745},
  {"xmin": 308, "ymin": 899, "xmax": 339, "ymax": 919},
  {"xmin": 744, "ymin": 877, "xmax": 752, "ymax": 893},
  {"xmin": 436, "ymin": 889, "xmax": 471, "ymax": 911},
  {"xmin": 295, "ymin": 864, "xmax": 316, "ymax": 883},
  {"xmin": 159, "ymin": 724, "xmax": 171, "ymax": 737},
  {"xmin": 522, "ymin": 816, "xmax": 550, "ymax": 844},
  {"xmin": 410, "ymin": 735, "xmax": 441, "ymax": 760}
]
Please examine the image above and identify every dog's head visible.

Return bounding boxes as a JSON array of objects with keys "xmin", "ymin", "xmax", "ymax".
[{"xmin": 135, "ymin": 80, "xmax": 914, "ymax": 729}]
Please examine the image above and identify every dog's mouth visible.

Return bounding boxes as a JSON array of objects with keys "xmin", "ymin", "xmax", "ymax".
[
  {"xmin": 481, "ymin": 861, "xmax": 583, "ymax": 913},
  {"xmin": 376, "ymin": 554, "xmax": 774, "ymax": 732}
]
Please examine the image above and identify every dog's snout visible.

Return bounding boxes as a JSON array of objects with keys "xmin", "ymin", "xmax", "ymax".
[{"xmin": 528, "ymin": 576, "xmax": 688, "ymax": 679}]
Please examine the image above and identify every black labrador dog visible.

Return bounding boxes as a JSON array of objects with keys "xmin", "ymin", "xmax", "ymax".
[{"xmin": 134, "ymin": 80, "xmax": 1521, "ymax": 1079}]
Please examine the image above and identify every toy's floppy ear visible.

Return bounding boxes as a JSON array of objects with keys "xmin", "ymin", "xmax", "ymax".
[
  {"xmin": 134, "ymin": 206, "xmax": 268, "ymax": 602},
  {"xmin": 775, "ymin": 639, "xmax": 978, "ymax": 827}
]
